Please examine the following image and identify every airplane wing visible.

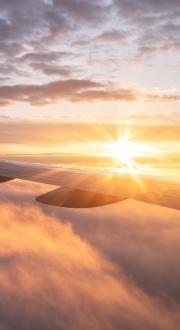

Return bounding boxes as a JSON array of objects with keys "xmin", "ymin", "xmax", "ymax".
[{"xmin": 0, "ymin": 159, "xmax": 179, "ymax": 210}]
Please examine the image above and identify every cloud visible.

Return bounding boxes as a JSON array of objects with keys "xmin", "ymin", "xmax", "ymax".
[
  {"xmin": 0, "ymin": 79, "xmax": 137, "ymax": 106},
  {"xmin": 0, "ymin": 181, "xmax": 180, "ymax": 329},
  {"xmin": 146, "ymin": 93, "xmax": 180, "ymax": 102},
  {"xmin": 0, "ymin": 0, "xmax": 179, "ymax": 91},
  {"xmin": 136, "ymin": 41, "xmax": 180, "ymax": 61},
  {"xmin": 16, "ymin": 51, "xmax": 76, "ymax": 78},
  {"xmin": 0, "ymin": 0, "xmax": 110, "ymax": 84},
  {"xmin": 53, "ymin": 0, "xmax": 109, "ymax": 21},
  {"xmin": 0, "ymin": 0, "xmax": 51, "ymax": 45},
  {"xmin": 19, "ymin": 51, "xmax": 73, "ymax": 63},
  {"xmin": 70, "ymin": 88, "xmax": 136, "ymax": 103},
  {"xmin": 0, "ymin": 78, "xmax": 180, "ymax": 106},
  {"xmin": 0, "ymin": 79, "xmax": 100, "ymax": 106},
  {"xmin": 113, "ymin": 0, "xmax": 180, "ymax": 59},
  {"xmin": 0, "ymin": 119, "xmax": 180, "ymax": 159},
  {"xmin": 30, "ymin": 62, "xmax": 73, "ymax": 77},
  {"xmin": 55, "ymin": 200, "xmax": 180, "ymax": 303},
  {"xmin": 0, "ymin": 0, "xmax": 108, "ymax": 57},
  {"xmin": 96, "ymin": 29, "xmax": 126, "ymax": 42}
]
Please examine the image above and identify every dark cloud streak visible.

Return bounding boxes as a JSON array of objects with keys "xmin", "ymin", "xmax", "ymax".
[{"xmin": 0, "ymin": 79, "xmax": 179, "ymax": 106}]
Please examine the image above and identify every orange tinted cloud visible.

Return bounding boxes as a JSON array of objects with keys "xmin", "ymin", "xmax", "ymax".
[
  {"xmin": 0, "ymin": 120, "xmax": 180, "ymax": 148},
  {"xmin": 0, "ymin": 181, "xmax": 180, "ymax": 329},
  {"xmin": 0, "ymin": 80, "xmax": 137, "ymax": 106},
  {"xmin": 0, "ymin": 80, "xmax": 180, "ymax": 106}
]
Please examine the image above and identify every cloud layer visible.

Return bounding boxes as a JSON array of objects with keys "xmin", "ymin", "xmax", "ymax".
[
  {"xmin": 0, "ymin": 79, "xmax": 179, "ymax": 106},
  {"xmin": 0, "ymin": 180, "xmax": 180, "ymax": 329},
  {"xmin": 0, "ymin": 119, "xmax": 180, "ymax": 147},
  {"xmin": 0, "ymin": 0, "xmax": 180, "ymax": 108}
]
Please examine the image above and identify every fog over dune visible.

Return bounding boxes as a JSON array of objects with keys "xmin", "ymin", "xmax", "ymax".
[{"xmin": 0, "ymin": 180, "xmax": 180, "ymax": 330}]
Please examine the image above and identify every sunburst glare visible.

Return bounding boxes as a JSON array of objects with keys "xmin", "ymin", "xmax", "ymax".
[{"xmin": 108, "ymin": 137, "xmax": 159, "ymax": 170}]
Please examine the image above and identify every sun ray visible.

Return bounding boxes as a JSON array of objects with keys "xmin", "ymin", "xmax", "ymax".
[{"xmin": 107, "ymin": 135, "xmax": 159, "ymax": 172}]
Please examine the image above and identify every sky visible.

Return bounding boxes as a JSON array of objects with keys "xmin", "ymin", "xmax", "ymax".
[
  {"xmin": 0, "ymin": 0, "xmax": 180, "ymax": 157},
  {"xmin": 0, "ymin": 0, "xmax": 180, "ymax": 122}
]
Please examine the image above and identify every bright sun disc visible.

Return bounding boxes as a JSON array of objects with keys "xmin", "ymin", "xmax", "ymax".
[
  {"xmin": 111, "ymin": 141, "xmax": 134, "ymax": 163},
  {"xmin": 110, "ymin": 140, "xmax": 159, "ymax": 167}
]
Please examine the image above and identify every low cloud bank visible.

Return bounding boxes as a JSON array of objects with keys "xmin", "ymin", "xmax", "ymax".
[{"xmin": 0, "ymin": 181, "xmax": 180, "ymax": 329}]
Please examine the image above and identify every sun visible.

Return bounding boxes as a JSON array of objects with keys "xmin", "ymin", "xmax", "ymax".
[
  {"xmin": 109, "ymin": 139, "xmax": 158, "ymax": 168},
  {"xmin": 111, "ymin": 141, "xmax": 134, "ymax": 164}
]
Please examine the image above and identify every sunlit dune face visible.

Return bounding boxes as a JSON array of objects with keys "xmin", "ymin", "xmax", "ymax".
[{"xmin": 109, "ymin": 139, "xmax": 159, "ymax": 168}]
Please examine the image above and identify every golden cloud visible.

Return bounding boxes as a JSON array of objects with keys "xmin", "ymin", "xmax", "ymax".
[{"xmin": 0, "ymin": 180, "xmax": 180, "ymax": 329}]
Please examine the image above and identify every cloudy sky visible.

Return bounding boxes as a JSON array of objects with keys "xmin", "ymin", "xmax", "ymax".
[
  {"xmin": 0, "ymin": 0, "xmax": 179, "ymax": 156},
  {"xmin": 0, "ymin": 0, "xmax": 180, "ymax": 123}
]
